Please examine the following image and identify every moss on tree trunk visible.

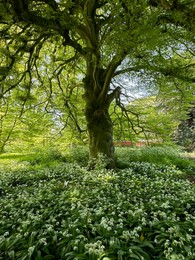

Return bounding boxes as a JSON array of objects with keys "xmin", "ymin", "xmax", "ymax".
[
  {"xmin": 83, "ymin": 58, "xmax": 121, "ymax": 169},
  {"xmin": 85, "ymin": 106, "xmax": 115, "ymax": 169}
]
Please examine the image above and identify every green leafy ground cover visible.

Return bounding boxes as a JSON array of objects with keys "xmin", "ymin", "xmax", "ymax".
[{"xmin": 0, "ymin": 147, "xmax": 195, "ymax": 259}]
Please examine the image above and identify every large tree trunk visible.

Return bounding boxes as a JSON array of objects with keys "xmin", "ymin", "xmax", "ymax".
[
  {"xmin": 82, "ymin": 61, "xmax": 121, "ymax": 169},
  {"xmin": 82, "ymin": 37, "xmax": 122, "ymax": 169},
  {"xmin": 82, "ymin": 58, "xmax": 122, "ymax": 169},
  {"xmin": 86, "ymin": 107, "xmax": 115, "ymax": 169}
]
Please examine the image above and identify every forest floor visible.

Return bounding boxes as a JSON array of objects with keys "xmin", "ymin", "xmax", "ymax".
[{"xmin": 0, "ymin": 146, "xmax": 195, "ymax": 259}]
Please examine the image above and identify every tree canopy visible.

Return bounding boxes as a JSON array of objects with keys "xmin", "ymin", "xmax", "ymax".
[{"xmin": 0, "ymin": 0, "xmax": 194, "ymax": 167}]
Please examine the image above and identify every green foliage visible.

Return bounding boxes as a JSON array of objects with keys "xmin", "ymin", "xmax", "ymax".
[
  {"xmin": 127, "ymin": 96, "xmax": 180, "ymax": 142},
  {"xmin": 0, "ymin": 161, "xmax": 194, "ymax": 259},
  {"xmin": 21, "ymin": 147, "xmax": 65, "ymax": 166},
  {"xmin": 16, "ymin": 146, "xmax": 88, "ymax": 167},
  {"xmin": 66, "ymin": 146, "xmax": 89, "ymax": 167},
  {"xmin": 0, "ymin": 0, "xmax": 194, "ymax": 161},
  {"xmin": 115, "ymin": 145, "xmax": 195, "ymax": 175},
  {"xmin": 175, "ymin": 122, "xmax": 195, "ymax": 152},
  {"xmin": 0, "ymin": 88, "xmax": 59, "ymax": 153}
]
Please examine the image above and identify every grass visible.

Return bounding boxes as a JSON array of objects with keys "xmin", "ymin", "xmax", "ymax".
[
  {"xmin": 0, "ymin": 153, "xmax": 32, "ymax": 171},
  {"xmin": 0, "ymin": 148, "xmax": 66, "ymax": 170},
  {"xmin": 115, "ymin": 145, "xmax": 195, "ymax": 176},
  {"xmin": 0, "ymin": 145, "xmax": 194, "ymax": 259}
]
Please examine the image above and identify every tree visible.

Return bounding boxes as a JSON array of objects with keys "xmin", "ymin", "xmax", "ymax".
[
  {"xmin": 175, "ymin": 105, "xmax": 195, "ymax": 152},
  {"xmin": 124, "ymin": 96, "xmax": 180, "ymax": 143},
  {"xmin": 0, "ymin": 0, "xmax": 194, "ymax": 168},
  {"xmin": 0, "ymin": 79, "xmax": 59, "ymax": 153},
  {"xmin": 110, "ymin": 93, "xmax": 190, "ymax": 145},
  {"xmin": 0, "ymin": 96, "xmax": 18, "ymax": 153}
]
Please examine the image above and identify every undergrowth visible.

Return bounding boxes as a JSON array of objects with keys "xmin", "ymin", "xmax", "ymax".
[
  {"xmin": 115, "ymin": 146, "xmax": 195, "ymax": 175},
  {"xmin": 0, "ymin": 145, "xmax": 194, "ymax": 259}
]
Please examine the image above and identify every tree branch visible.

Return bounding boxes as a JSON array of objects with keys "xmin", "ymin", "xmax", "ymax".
[
  {"xmin": 149, "ymin": 0, "xmax": 195, "ymax": 30},
  {"xmin": 114, "ymin": 63, "xmax": 195, "ymax": 83},
  {"xmin": 98, "ymin": 53, "xmax": 127, "ymax": 104},
  {"xmin": 107, "ymin": 87, "xmax": 121, "ymax": 106}
]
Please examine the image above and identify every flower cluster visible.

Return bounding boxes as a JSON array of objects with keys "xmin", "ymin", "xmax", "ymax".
[{"xmin": 0, "ymin": 161, "xmax": 194, "ymax": 259}]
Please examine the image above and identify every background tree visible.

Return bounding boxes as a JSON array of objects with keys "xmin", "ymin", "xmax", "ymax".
[
  {"xmin": 175, "ymin": 104, "xmax": 195, "ymax": 152},
  {"xmin": 0, "ymin": 79, "xmax": 58, "ymax": 153},
  {"xmin": 0, "ymin": 0, "xmax": 194, "ymax": 167},
  {"xmin": 0, "ymin": 95, "xmax": 18, "ymax": 153}
]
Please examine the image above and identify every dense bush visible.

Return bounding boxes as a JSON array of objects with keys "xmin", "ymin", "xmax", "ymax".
[{"xmin": 0, "ymin": 161, "xmax": 194, "ymax": 259}]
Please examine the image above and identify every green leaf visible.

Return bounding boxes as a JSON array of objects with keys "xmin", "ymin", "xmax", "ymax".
[
  {"xmin": 129, "ymin": 253, "xmax": 141, "ymax": 260},
  {"xmin": 8, "ymin": 250, "xmax": 15, "ymax": 259},
  {"xmin": 42, "ymin": 246, "xmax": 51, "ymax": 255},
  {"xmin": 140, "ymin": 240, "xmax": 154, "ymax": 249},
  {"xmin": 28, "ymin": 245, "xmax": 36, "ymax": 258},
  {"xmin": 43, "ymin": 255, "xmax": 55, "ymax": 260}
]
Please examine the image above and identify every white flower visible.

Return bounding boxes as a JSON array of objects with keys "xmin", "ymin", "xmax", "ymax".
[{"xmin": 64, "ymin": 181, "xmax": 69, "ymax": 187}]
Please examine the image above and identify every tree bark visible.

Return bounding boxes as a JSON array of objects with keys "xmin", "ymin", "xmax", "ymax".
[
  {"xmin": 82, "ymin": 59, "xmax": 121, "ymax": 169},
  {"xmin": 85, "ymin": 105, "xmax": 115, "ymax": 169},
  {"xmin": 82, "ymin": 58, "xmax": 122, "ymax": 169}
]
